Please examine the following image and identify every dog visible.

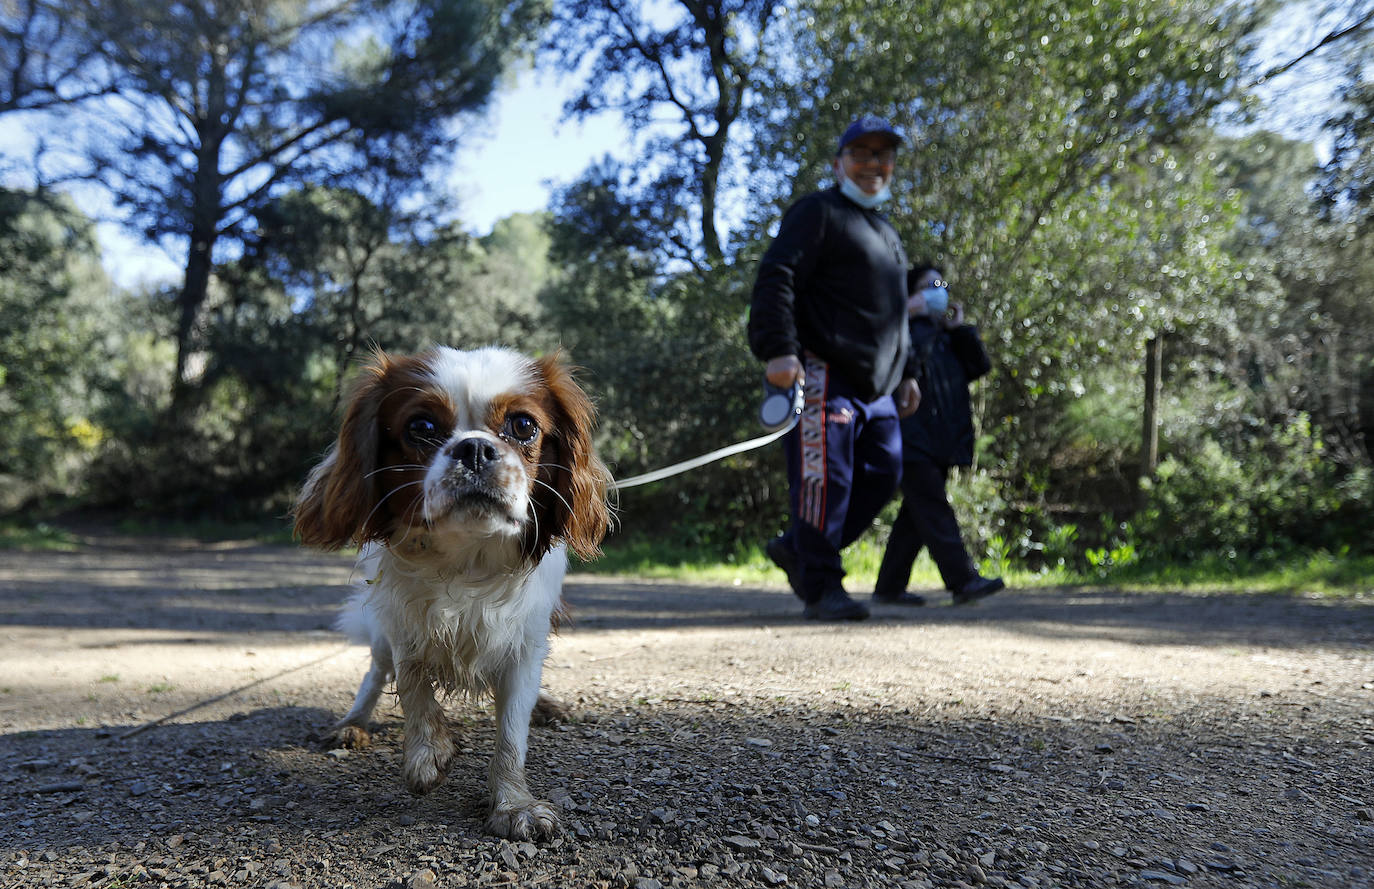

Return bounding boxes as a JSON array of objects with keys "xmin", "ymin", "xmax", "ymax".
[{"xmin": 293, "ymin": 345, "xmax": 611, "ymax": 840}]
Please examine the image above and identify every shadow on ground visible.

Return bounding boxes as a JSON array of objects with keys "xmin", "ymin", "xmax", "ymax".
[
  {"xmin": 3, "ymin": 693, "xmax": 1371, "ymax": 888},
  {"xmin": 3, "ymin": 536, "xmax": 1370, "ymax": 652}
]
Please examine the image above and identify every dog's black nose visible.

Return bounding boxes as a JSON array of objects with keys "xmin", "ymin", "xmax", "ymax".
[{"xmin": 453, "ymin": 436, "xmax": 500, "ymax": 473}]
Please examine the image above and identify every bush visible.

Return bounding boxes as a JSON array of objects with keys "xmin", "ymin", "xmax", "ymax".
[{"xmin": 1133, "ymin": 413, "xmax": 1363, "ymax": 559}]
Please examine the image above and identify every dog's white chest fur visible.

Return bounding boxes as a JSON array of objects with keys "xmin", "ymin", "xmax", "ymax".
[{"xmin": 339, "ymin": 540, "xmax": 567, "ymax": 696}]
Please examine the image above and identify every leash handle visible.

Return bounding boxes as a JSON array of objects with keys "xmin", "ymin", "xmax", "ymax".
[{"xmin": 759, "ymin": 378, "xmax": 804, "ymax": 432}]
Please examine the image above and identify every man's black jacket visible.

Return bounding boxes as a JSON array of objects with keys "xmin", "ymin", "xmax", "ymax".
[
  {"xmin": 902, "ymin": 316, "xmax": 992, "ymax": 467},
  {"xmin": 748, "ymin": 186, "xmax": 914, "ymax": 401}
]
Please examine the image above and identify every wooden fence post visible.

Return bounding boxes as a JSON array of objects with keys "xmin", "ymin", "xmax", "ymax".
[{"xmin": 1141, "ymin": 335, "xmax": 1162, "ymax": 487}]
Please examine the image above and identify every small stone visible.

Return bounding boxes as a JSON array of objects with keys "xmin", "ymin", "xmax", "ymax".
[
  {"xmin": 1140, "ymin": 871, "xmax": 1185, "ymax": 885},
  {"xmin": 632, "ymin": 879, "xmax": 662, "ymax": 889},
  {"xmin": 760, "ymin": 865, "xmax": 788, "ymax": 884},
  {"xmin": 406, "ymin": 869, "xmax": 437, "ymax": 889},
  {"xmin": 745, "ymin": 737, "xmax": 774, "ymax": 747},
  {"xmin": 724, "ymin": 835, "xmax": 761, "ymax": 850}
]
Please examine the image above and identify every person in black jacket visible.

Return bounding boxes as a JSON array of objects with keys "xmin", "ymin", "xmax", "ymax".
[
  {"xmin": 748, "ymin": 115, "xmax": 922, "ymax": 622},
  {"xmin": 874, "ymin": 264, "xmax": 1005, "ymax": 606}
]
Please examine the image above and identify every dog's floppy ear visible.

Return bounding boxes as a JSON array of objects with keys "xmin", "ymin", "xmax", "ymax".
[
  {"xmin": 529, "ymin": 352, "xmax": 612, "ymax": 561},
  {"xmin": 293, "ymin": 354, "xmax": 393, "ymax": 550}
]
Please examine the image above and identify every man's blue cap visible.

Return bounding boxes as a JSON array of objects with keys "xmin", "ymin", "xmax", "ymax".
[{"xmin": 837, "ymin": 116, "xmax": 903, "ymax": 154}]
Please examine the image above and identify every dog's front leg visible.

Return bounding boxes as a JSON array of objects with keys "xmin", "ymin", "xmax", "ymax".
[
  {"xmin": 485, "ymin": 647, "xmax": 560, "ymax": 840},
  {"xmin": 395, "ymin": 658, "xmax": 454, "ymax": 794}
]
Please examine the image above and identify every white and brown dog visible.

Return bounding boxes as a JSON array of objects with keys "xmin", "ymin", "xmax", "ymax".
[{"xmin": 293, "ymin": 346, "xmax": 610, "ymax": 840}]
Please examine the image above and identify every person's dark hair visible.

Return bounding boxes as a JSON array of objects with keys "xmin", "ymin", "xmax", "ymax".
[{"xmin": 907, "ymin": 264, "xmax": 943, "ymax": 294}]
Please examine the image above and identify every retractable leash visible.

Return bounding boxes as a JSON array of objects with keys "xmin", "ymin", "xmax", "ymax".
[{"xmin": 610, "ymin": 379, "xmax": 805, "ymax": 490}]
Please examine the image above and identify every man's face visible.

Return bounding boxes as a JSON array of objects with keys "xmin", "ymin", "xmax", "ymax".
[{"xmin": 834, "ymin": 133, "xmax": 898, "ymax": 195}]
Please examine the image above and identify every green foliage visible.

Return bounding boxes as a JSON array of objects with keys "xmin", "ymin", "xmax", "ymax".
[
  {"xmin": 78, "ymin": 188, "xmax": 554, "ymax": 517},
  {"xmin": 0, "ymin": 190, "xmax": 115, "ymax": 509},
  {"xmin": 1135, "ymin": 414, "xmax": 1363, "ymax": 559}
]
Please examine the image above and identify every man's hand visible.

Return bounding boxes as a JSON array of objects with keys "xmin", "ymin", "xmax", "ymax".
[
  {"xmin": 895, "ymin": 378, "xmax": 921, "ymax": 417},
  {"xmin": 766, "ymin": 355, "xmax": 804, "ymax": 388}
]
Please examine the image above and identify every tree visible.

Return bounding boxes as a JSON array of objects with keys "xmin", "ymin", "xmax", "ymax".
[
  {"xmin": 57, "ymin": 0, "xmax": 544, "ymax": 404},
  {"xmin": 545, "ymin": 0, "xmax": 776, "ymax": 271}
]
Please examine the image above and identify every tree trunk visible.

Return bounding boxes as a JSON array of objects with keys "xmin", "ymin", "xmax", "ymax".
[{"xmin": 172, "ymin": 231, "xmax": 215, "ymax": 407}]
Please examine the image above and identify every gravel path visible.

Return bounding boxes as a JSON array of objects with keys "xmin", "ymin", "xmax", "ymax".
[{"xmin": 2, "ymin": 533, "xmax": 1372, "ymax": 888}]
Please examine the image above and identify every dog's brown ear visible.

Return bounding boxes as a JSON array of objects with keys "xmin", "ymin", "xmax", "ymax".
[
  {"xmin": 293, "ymin": 355, "xmax": 391, "ymax": 550},
  {"xmin": 531, "ymin": 352, "xmax": 612, "ymax": 561}
]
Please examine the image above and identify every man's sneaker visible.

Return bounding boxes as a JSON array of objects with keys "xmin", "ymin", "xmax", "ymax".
[
  {"xmin": 952, "ymin": 575, "xmax": 1005, "ymax": 606},
  {"xmin": 765, "ymin": 536, "xmax": 806, "ymax": 603},
  {"xmin": 805, "ymin": 588, "xmax": 870, "ymax": 622},
  {"xmin": 872, "ymin": 591, "xmax": 927, "ymax": 606}
]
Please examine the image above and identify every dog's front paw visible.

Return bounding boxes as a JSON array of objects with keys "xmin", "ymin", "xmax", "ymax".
[
  {"xmin": 403, "ymin": 737, "xmax": 454, "ymax": 795},
  {"xmin": 321, "ymin": 723, "xmax": 372, "ymax": 750},
  {"xmin": 486, "ymin": 800, "xmax": 561, "ymax": 841}
]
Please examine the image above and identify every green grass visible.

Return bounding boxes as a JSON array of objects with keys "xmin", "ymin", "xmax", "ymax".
[
  {"xmin": 578, "ymin": 534, "xmax": 1069, "ymax": 592},
  {"xmin": 0, "ymin": 521, "xmax": 81, "ymax": 551},
  {"xmin": 1099, "ymin": 548, "xmax": 1374, "ymax": 598},
  {"xmin": 579, "ymin": 535, "xmax": 1372, "ymax": 598}
]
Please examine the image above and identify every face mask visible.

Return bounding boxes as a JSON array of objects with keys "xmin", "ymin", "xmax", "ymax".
[
  {"xmin": 838, "ymin": 171, "xmax": 891, "ymax": 209},
  {"xmin": 921, "ymin": 286, "xmax": 949, "ymax": 317}
]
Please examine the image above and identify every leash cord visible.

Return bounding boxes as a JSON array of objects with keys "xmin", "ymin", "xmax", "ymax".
[{"xmin": 610, "ymin": 413, "xmax": 798, "ymax": 490}]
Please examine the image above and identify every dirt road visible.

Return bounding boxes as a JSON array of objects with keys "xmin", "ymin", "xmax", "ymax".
[{"xmin": 2, "ymin": 532, "xmax": 1372, "ymax": 888}]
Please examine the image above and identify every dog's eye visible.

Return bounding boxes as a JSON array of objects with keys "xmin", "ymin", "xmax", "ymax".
[
  {"xmin": 504, "ymin": 413, "xmax": 539, "ymax": 445},
  {"xmin": 405, "ymin": 415, "xmax": 443, "ymax": 448}
]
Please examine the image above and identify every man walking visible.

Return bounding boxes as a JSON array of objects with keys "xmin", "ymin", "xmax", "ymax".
[{"xmin": 748, "ymin": 115, "xmax": 921, "ymax": 621}]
